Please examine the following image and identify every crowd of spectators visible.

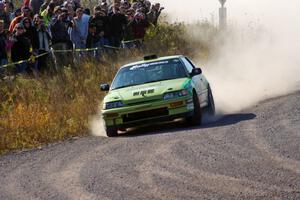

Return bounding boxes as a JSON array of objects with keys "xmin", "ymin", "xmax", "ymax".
[{"xmin": 0, "ymin": 0, "xmax": 164, "ymax": 74}]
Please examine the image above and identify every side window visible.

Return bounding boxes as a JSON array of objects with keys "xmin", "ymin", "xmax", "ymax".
[{"xmin": 181, "ymin": 57, "xmax": 194, "ymax": 73}]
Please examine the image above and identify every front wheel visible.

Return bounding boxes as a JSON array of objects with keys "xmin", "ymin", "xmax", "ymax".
[
  {"xmin": 106, "ymin": 128, "xmax": 118, "ymax": 137},
  {"xmin": 186, "ymin": 92, "xmax": 202, "ymax": 126},
  {"xmin": 207, "ymin": 84, "xmax": 215, "ymax": 115}
]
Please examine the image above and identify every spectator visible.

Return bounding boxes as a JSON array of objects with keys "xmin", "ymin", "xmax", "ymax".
[
  {"xmin": 4, "ymin": 0, "xmax": 15, "ymax": 21},
  {"xmin": 50, "ymin": 8, "xmax": 73, "ymax": 67},
  {"xmin": 131, "ymin": 12, "xmax": 149, "ymax": 39},
  {"xmin": 9, "ymin": 6, "xmax": 32, "ymax": 33},
  {"xmin": 121, "ymin": 0, "xmax": 131, "ymax": 10},
  {"xmin": 40, "ymin": 0, "xmax": 61, "ymax": 13},
  {"xmin": 40, "ymin": 2, "xmax": 55, "ymax": 26},
  {"xmin": 87, "ymin": 6, "xmax": 109, "ymax": 47},
  {"xmin": 73, "ymin": 0, "xmax": 81, "ymax": 11},
  {"xmin": 99, "ymin": 2, "xmax": 108, "ymax": 13},
  {"xmin": 83, "ymin": 8, "xmax": 90, "ymax": 16},
  {"xmin": 50, "ymin": 8, "xmax": 72, "ymax": 50},
  {"xmin": 69, "ymin": 7, "xmax": 89, "ymax": 49},
  {"xmin": 29, "ymin": 0, "xmax": 43, "ymax": 15},
  {"xmin": 22, "ymin": 17, "xmax": 38, "ymax": 49},
  {"xmin": 0, "ymin": 20, "xmax": 8, "ymax": 74},
  {"xmin": 34, "ymin": 15, "xmax": 52, "ymax": 71},
  {"xmin": 39, "ymin": 0, "xmax": 51, "ymax": 13},
  {"xmin": 0, "ymin": 1, "xmax": 10, "ymax": 29},
  {"xmin": 147, "ymin": 3, "xmax": 163, "ymax": 25},
  {"xmin": 123, "ymin": 8, "xmax": 135, "ymax": 41},
  {"xmin": 63, "ymin": 1, "xmax": 75, "ymax": 20},
  {"xmin": 11, "ymin": 23, "xmax": 32, "ymax": 73},
  {"xmin": 13, "ymin": 8, "xmax": 21, "ymax": 19},
  {"xmin": 144, "ymin": 0, "xmax": 151, "ymax": 13},
  {"xmin": 108, "ymin": 4, "xmax": 127, "ymax": 47}
]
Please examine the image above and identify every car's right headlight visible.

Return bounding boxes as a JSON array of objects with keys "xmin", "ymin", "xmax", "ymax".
[
  {"xmin": 104, "ymin": 101, "xmax": 125, "ymax": 110},
  {"xmin": 163, "ymin": 89, "xmax": 189, "ymax": 100}
]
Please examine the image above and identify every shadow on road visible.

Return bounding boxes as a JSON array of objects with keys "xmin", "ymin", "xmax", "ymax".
[{"xmin": 120, "ymin": 113, "xmax": 256, "ymax": 137}]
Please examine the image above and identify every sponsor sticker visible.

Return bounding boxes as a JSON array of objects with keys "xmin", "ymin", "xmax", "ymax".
[{"xmin": 130, "ymin": 61, "xmax": 169, "ymax": 70}]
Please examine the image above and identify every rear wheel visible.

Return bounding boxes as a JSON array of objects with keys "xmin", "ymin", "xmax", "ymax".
[
  {"xmin": 186, "ymin": 92, "xmax": 202, "ymax": 126},
  {"xmin": 207, "ymin": 84, "xmax": 215, "ymax": 115},
  {"xmin": 106, "ymin": 128, "xmax": 118, "ymax": 137}
]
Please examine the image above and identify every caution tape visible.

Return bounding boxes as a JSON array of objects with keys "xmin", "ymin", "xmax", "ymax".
[
  {"xmin": 0, "ymin": 39, "xmax": 141, "ymax": 69},
  {"xmin": 0, "ymin": 51, "xmax": 51, "ymax": 69},
  {"xmin": 121, "ymin": 39, "xmax": 142, "ymax": 44}
]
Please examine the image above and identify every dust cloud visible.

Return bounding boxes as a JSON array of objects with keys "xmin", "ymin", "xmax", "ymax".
[
  {"xmin": 90, "ymin": 114, "xmax": 107, "ymax": 137},
  {"xmin": 161, "ymin": 0, "xmax": 300, "ymax": 113}
]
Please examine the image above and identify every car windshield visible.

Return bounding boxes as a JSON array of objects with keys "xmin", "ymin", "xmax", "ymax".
[{"xmin": 111, "ymin": 58, "xmax": 188, "ymax": 90}]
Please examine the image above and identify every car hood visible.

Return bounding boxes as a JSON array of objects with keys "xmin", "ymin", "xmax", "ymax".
[{"xmin": 104, "ymin": 78, "xmax": 191, "ymax": 105}]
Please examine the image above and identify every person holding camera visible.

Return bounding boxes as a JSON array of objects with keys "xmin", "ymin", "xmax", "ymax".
[
  {"xmin": 11, "ymin": 23, "xmax": 32, "ymax": 73},
  {"xmin": 33, "ymin": 14, "xmax": 52, "ymax": 72}
]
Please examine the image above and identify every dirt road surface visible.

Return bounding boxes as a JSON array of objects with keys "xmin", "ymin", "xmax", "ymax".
[{"xmin": 0, "ymin": 91, "xmax": 299, "ymax": 200}]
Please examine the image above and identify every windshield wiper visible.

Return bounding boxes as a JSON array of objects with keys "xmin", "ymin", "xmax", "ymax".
[{"xmin": 143, "ymin": 78, "xmax": 173, "ymax": 84}]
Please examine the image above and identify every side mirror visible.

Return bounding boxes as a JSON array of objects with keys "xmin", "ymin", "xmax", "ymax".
[
  {"xmin": 100, "ymin": 84, "xmax": 110, "ymax": 91},
  {"xmin": 190, "ymin": 68, "xmax": 202, "ymax": 77}
]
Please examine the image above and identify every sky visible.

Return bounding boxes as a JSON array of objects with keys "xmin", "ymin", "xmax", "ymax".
[{"xmin": 159, "ymin": 0, "xmax": 300, "ymax": 31}]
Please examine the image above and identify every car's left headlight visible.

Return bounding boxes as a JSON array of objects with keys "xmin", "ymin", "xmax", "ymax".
[
  {"xmin": 163, "ymin": 89, "xmax": 189, "ymax": 100},
  {"xmin": 104, "ymin": 101, "xmax": 125, "ymax": 110}
]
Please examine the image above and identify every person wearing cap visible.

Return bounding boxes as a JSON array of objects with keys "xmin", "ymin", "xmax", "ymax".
[
  {"xmin": 0, "ymin": 19, "xmax": 8, "ymax": 75},
  {"xmin": 11, "ymin": 23, "xmax": 32, "ymax": 73},
  {"xmin": 9, "ymin": 6, "xmax": 32, "ymax": 33},
  {"xmin": 0, "ymin": 1, "xmax": 10, "ymax": 29}
]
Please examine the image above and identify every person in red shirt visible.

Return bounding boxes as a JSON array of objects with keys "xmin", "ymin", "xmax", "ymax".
[
  {"xmin": 9, "ymin": 6, "xmax": 32, "ymax": 33},
  {"xmin": 23, "ymin": 0, "xmax": 30, "ymax": 8}
]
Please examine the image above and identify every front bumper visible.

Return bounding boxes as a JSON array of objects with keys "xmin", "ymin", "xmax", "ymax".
[{"xmin": 102, "ymin": 96, "xmax": 194, "ymax": 129}]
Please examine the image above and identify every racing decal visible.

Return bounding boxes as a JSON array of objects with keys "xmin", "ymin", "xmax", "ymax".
[
  {"xmin": 133, "ymin": 88, "xmax": 155, "ymax": 96},
  {"xmin": 182, "ymin": 79, "xmax": 192, "ymax": 89},
  {"xmin": 130, "ymin": 61, "xmax": 169, "ymax": 70}
]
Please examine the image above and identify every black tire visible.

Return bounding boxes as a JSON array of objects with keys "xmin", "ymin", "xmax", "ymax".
[
  {"xmin": 106, "ymin": 128, "xmax": 118, "ymax": 137},
  {"xmin": 186, "ymin": 91, "xmax": 202, "ymax": 126},
  {"xmin": 207, "ymin": 84, "xmax": 215, "ymax": 115}
]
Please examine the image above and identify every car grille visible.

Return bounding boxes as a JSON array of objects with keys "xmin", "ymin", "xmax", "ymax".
[
  {"xmin": 123, "ymin": 108, "xmax": 169, "ymax": 123},
  {"xmin": 126, "ymin": 99, "xmax": 160, "ymax": 106}
]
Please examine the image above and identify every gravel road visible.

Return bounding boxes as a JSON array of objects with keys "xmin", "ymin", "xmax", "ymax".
[{"xmin": 0, "ymin": 91, "xmax": 299, "ymax": 200}]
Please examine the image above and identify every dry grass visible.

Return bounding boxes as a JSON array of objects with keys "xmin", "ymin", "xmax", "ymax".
[{"xmin": 0, "ymin": 22, "xmax": 217, "ymax": 155}]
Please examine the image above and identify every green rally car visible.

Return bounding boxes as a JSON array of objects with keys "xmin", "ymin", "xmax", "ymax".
[{"xmin": 100, "ymin": 55, "xmax": 215, "ymax": 137}]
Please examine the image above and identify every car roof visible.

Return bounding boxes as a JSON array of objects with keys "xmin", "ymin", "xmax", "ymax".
[{"xmin": 122, "ymin": 55, "xmax": 184, "ymax": 68}]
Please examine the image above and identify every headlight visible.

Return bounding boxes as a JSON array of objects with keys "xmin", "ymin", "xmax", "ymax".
[
  {"xmin": 163, "ymin": 89, "xmax": 189, "ymax": 100},
  {"xmin": 104, "ymin": 101, "xmax": 125, "ymax": 110}
]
